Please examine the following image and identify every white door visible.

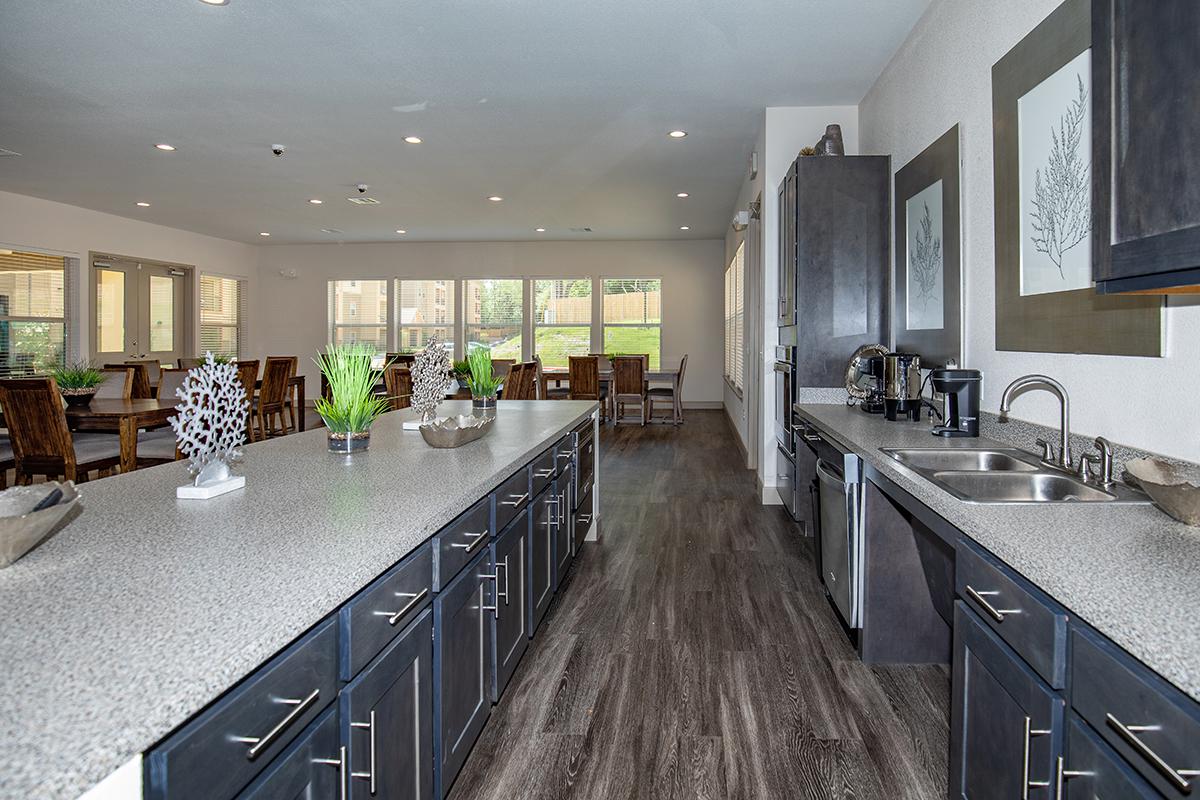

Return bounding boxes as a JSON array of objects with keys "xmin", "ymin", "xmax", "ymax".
[{"xmin": 92, "ymin": 256, "xmax": 188, "ymax": 367}]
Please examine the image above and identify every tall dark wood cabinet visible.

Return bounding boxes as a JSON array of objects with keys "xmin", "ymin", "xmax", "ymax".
[
  {"xmin": 1093, "ymin": 0, "xmax": 1200, "ymax": 293},
  {"xmin": 778, "ymin": 155, "xmax": 890, "ymax": 384}
]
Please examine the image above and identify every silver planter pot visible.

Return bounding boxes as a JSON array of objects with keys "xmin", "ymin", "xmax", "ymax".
[{"xmin": 327, "ymin": 430, "xmax": 371, "ymax": 453}]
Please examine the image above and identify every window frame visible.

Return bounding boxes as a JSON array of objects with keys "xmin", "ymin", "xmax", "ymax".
[
  {"xmin": 462, "ymin": 277, "xmax": 526, "ymax": 360},
  {"xmin": 327, "ymin": 278, "xmax": 392, "ymax": 352},
  {"xmin": 531, "ymin": 277, "xmax": 594, "ymax": 369},
  {"xmin": 198, "ymin": 273, "xmax": 245, "ymax": 360},
  {"xmin": 600, "ymin": 277, "xmax": 663, "ymax": 371},
  {"xmin": 0, "ymin": 250, "xmax": 69, "ymax": 377},
  {"xmin": 394, "ymin": 278, "xmax": 456, "ymax": 356},
  {"xmin": 724, "ymin": 242, "xmax": 745, "ymax": 395}
]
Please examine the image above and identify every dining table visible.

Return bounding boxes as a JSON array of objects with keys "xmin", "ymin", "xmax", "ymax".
[
  {"xmin": 541, "ymin": 366, "xmax": 683, "ymax": 423},
  {"xmin": 65, "ymin": 398, "xmax": 179, "ymax": 474}
]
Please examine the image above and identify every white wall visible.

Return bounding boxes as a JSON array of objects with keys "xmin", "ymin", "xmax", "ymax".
[
  {"xmin": 0, "ymin": 190, "xmax": 260, "ymax": 361},
  {"xmin": 254, "ymin": 239, "xmax": 725, "ymax": 403},
  {"xmin": 859, "ymin": 0, "xmax": 1200, "ymax": 463}
]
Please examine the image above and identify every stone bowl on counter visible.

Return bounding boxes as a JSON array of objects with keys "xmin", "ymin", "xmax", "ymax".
[
  {"xmin": 0, "ymin": 481, "xmax": 81, "ymax": 567},
  {"xmin": 419, "ymin": 414, "xmax": 495, "ymax": 448},
  {"xmin": 1125, "ymin": 458, "xmax": 1200, "ymax": 527}
]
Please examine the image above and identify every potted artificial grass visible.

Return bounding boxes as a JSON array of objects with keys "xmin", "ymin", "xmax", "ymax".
[
  {"xmin": 313, "ymin": 343, "xmax": 391, "ymax": 453},
  {"xmin": 50, "ymin": 361, "xmax": 103, "ymax": 408}
]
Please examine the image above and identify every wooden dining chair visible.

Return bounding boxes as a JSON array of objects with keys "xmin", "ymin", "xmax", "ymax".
[
  {"xmin": 647, "ymin": 353, "xmax": 687, "ymax": 425},
  {"xmin": 386, "ymin": 353, "xmax": 416, "ymax": 368},
  {"xmin": 536, "ymin": 355, "xmax": 568, "ymax": 400},
  {"xmin": 178, "ymin": 357, "xmax": 203, "ymax": 369},
  {"xmin": 155, "ymin": 367, "xmax": 189, "ymax": 402},
  {"xmin": 105, "ymin": 362, "xmax": 151, "ymax": 399},
  {"xmin": 126, "ymin": 359, "xmax": 161, "ymax": 394},
  {"xmin": 611, "ymin": 356, "xmax": 648, "ymax": 426},
  {"xmin": 95, "ymin": 367, "xmax": 134, "ymax": 400},
  {"xmin": 568, "ymin": 356, "xmax": 607, "ymax": 422},
  {"xmin": 264, "ymin": 356, "xmax": 299, "ymax": 433},
  {"xmin": 257, "ymin": 357, "xmax": 293, "ymax": 439},
  {"xmin": 490, "ymin": 359, "xmax": 516, "ymax": 381},
  {"xmin": 384, "ymin": 366, "xmax": 413, "ymax": 410},
  {"xmin": 501, "ymin": 361, "xmax": 538, "ymax": 400},
  {"xmin": 234, "ymin": 360, "xmax": 260, "ymax": 442},
  {"xmin": 0, "ymin": 378, "xmax": 122, "ymax": 483}
]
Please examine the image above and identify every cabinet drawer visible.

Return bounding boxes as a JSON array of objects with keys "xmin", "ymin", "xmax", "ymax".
[
  {"xmin": 433, "ymin": 496, "xmax": 492, "ymax": 591},
  {"xmin": 575, "ymin": 432, "xmax": 595, "ymax": 500},
  {"xmin": 145, "ymin": 618, "xmax": 339, "ymax": 800},
  {"xmin": 235, "ymin": 707, "xmax": 340, "ymax": 800},
  {"xmin": 340, "ymin": 542, "xmax": 433, "ymax": 680},
  {"xmin": 574, "ymin": 485, "xmax": 593, "ymax": 549},
  {"xmin": 553, "ymin": 434, "xmax": 574, "ymax": 475},
  {"xmin": 530, "ymin": 447, "xmax": 556, "ymax": 497},
  {"xmin": 494, "ymin": 468, "xmax": 531, "ymax": 533},
  {"xmin": 1071, "ymin": 626, "xmax": 1200, "ymax": 799},
  {"xmin": 956, "ymin": 541, "xmax": 1067, "ymax": 687},
  {"xmin": 1063, "ymin": 717, "xmax": 1159, "ymax": 799}
]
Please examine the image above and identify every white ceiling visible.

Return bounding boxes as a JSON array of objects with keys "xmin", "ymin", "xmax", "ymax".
[{"xmin": 0, "ymin": 0, "xmax": 929, "ymax": 244}]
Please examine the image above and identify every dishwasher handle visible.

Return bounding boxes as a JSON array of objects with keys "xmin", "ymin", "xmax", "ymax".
[{"xmin": 815, "ymin": 458, "xmax": 845, "ymax": 488}]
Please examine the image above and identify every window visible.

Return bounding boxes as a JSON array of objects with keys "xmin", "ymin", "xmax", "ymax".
[
  {"xmin": 0, "ymin": 250, "xmax": 67, "ymax": 378},
  {"xmin": 724, "ymin": 242, "xmax": 745, "ymax": 392},
  {"xmin": 328, "ymin": 280, "xmax": 388, "ymax": 351},
  {"xmin": 533, "ymin": 278, "xmax": 591, "ymax": 368},
  {"xmin": 395, "ymin": 279, "xmax": 455, "ymax": 354},
  {"xmin": 464, "ymin": 279, "xmax": 523, "ymax": 358},
  {"xmin": 199, "ymin": 275, "xmax": 244, "ymax": 359},
  {"xmin": 602, "ymin": 278, "xmax": 661, "ymax": 369}
]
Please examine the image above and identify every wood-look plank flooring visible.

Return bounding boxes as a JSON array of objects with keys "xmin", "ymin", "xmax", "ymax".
[{"xmin": 450, "ymin": 410, "xmax": 949, "ymax": 799}]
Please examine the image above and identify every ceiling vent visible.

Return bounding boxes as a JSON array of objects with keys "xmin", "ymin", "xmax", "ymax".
[
  {"xmin": 568, "ymin": 227, "xmax": 593, "ymax": 233},
  {"xmin": 0, "ymin": 148, "xmax": 21, "ymax": 157},
  {"xmin": 346, "ymin": 197, "xmax": 381, "ymax": 205}
]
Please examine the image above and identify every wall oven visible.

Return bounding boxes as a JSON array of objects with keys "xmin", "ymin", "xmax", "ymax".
[{"xmin": 773, "ymin": 344, "xmax": 795, "ymax": 454}]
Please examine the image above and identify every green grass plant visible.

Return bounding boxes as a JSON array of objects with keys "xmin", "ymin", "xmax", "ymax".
[
  {"xmin": 313, "ymin": 343, "xmax": 391, "ymax": 433},
  {"xmin": 465, "ymin": 345, "xmax": 502, "ymax": 398},
  {"xmin": 50, "ymin": 361, "xmax": 103, "ymax": 390}
]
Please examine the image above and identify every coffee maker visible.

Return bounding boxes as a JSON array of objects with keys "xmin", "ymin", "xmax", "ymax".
[
  {"xmin": 930, "ymin": 368, "xmax": 982, "ymax": 437},
  {"xmin": 883, "ymin": 352, "xmax": 922, "ymax": 421},
  {"xmin": 858, "ymin": 355, "xmax": 886, "ymax": 414}
]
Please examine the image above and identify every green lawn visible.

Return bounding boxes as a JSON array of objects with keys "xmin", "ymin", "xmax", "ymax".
[{"xmin": 474, "ymin": 326, "xmax": 661, "ymax": 369}]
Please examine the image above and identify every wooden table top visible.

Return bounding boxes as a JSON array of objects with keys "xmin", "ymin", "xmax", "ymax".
[
  {"xmin": 542, "ymin": 366, "xmax": 679, "ymax": 378},
  {"xmin": 64, "ymin": 398, "xmax": 178, "ymax": 419}
]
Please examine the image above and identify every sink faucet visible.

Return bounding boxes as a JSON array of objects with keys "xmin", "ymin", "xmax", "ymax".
[{"xmin": 999, "ymin": 374, "xmax": 1072, "ymax": 470}]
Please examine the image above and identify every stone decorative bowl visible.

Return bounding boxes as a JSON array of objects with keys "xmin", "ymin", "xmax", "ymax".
[
  {"xmin": 0, "ymin": 482, "xmax": 81, "ymax": 567},
  {"xmin": 419, "ymin": 414, "xmax": 495, "ymax": 449},
  {"xmin": 1125, "ymin": 458, "xmax": 1200, "ymax": 527}
]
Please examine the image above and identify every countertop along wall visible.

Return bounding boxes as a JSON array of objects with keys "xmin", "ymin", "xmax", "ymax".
[
  {"xmin": 254, "ymin": 239, "xmax": 726, "ymax": 403},
  {"xmin": 0, "ymin": 190, "xmax": 261, "ymax": 363},
  {"xmin": 859, "ymin": 0, "xmax": 1200, "ymax": 463}
]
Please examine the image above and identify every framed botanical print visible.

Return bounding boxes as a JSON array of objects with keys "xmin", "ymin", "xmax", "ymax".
[
  {"xmin": 895, "ymin": 124, "xmax": 961, "ymax": 367},
  {"xmin": 992, "ymin": 0, "xmax": 1161, "ymax": 355}
]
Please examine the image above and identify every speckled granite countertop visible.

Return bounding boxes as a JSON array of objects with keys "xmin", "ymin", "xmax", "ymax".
[
  {"xmin": 795, "ymin": 403, "xmax": 1200, "ymax": 703},
  {"xmin": 0, "ymin": 400, "xmax": 596, "ymax": 800}
]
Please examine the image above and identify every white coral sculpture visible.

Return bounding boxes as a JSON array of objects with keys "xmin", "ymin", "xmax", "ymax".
[
  {"xmin": 411, "ymin": 336, "xmax": 451, "ymax": 423},
  {"xmin": 169, "ymin": 352, "xmax": 249, "ymax": 486}
]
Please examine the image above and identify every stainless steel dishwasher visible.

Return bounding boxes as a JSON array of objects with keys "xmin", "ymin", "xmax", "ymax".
[{"xmin": 809, "ymin": 427, "xmax": 865, "ymax": 630}]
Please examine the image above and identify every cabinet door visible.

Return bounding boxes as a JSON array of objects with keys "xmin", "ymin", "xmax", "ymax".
[
  {"xmin": 1094, "ymin": 0, "xmax": 1200, "ymax": 290},
  {"xmin": 951, "ymin": 602, "xmax": 1064, "ymax": 800},
  {"xmin": 793, "ymin": 435, "xmax": 819, "ymax": 536},
  {"xmin": 491, "ymin": 513, "xmax": 529, "ymax": 702},
  {"xmin": 553, "ymin": 475, "xmax": 573, "ymax": 590},
  {"xmin": 529, "ymin": 485, "xmax": 556, "ymax": 635},
  {"xmin": 777, "ymin": 167, "xmax": 797, "ymax": 326},
  {"xmin": 341, "ymin": 610, "xmax": 433, "ymax": 800},
  {"xmin": 1063, "ymin": 717, "xmax": 1160, "ymax": 799},
  {"xmin": 236, "ymin": 707, "xmax": 341, "ymax": 800},
  {"xmin": 433, "ymin": 549, "xmax": 494, "ymax": 800}
]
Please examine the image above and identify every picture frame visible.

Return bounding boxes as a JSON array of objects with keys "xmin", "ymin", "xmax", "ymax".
[
  {"xmin": 894, "ymin": 124, "xmax": 961, "ymax": 367},
  {"xmin": 992, "ymin": 0, "xmax": 1161, "ymax": 356}
]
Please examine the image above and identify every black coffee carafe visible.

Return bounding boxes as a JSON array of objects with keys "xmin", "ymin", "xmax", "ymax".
[{"xmin": 930, "ymin": 369, "xmax": 982, "ymax": 437}]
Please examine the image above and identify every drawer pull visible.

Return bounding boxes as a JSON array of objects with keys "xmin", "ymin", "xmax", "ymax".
[
  {"xmin": 312, "ymin": 744, "xmax": 349, "ymax": 800},
  {"xmin": 451, "ymin": 530, "xmax": 489, "ymax": 553},
  {"xmin": 965, "ymin": 585, "xmax": 1021, "ymax": 624},
  {"xmin": 1021, "ymin": 716, "xmax": 1053, "ymax": 799},
  {"xmin": 373, "ymin": 588, "xmax": 429, "ymax": 626},
  {"xmin": 1050, "ymin": 756, "xmax": 1093, "ymax": 800},
  {"xmin": 577, "ymin": 514, "xmax": 592, "ymax": 524},
  {"xmin": 480, "ymin": 558, "xmax": 509, "ymax": 619},
  {"xmin": 500, "ymin": 492, "xmax": 529, "ymax": 507},
  {"xmin": 231, "ymin": 688, "xmax": 320, "ymax": 759},
  {"xmin": 534, "ymin": 468, "xmax": 554, "ymax": 478},
  {"xmin": 1106, "ymin": 712, "xmax": 1200, "ymax": 793},
  {"xmin": 350, "ymin": 711, "xmax": 377, "ymax": 794}
]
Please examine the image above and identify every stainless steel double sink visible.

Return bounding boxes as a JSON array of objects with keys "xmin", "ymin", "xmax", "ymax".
[{"xmin": 880, "ymin": 447, "xmax": 1149, "ymax": 504}]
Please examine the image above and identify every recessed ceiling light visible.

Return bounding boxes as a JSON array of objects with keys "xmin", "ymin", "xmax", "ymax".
[
  {"xmin": 395, "ymin": 229, "xmax": 407, "ymax": 235},
  {"xmin": 535, "ymin": 228, "xmax": 546, "ymax": 233},
  {"xmin": 403, "ymin": 136, "xmax": 422, "ymax": 144},
  {"xmin": 668, "ymin": 130, "xmax": 688, "ymax": 138},
  {"xmin": 487, "ymin": 196, "xmax": 504, "ymax": 202},
  {"xmin": 676, "ymin": 192, "xmax": 689, "ymax": 198},
  {"xmin": 679, "ymin": 226, "xmax": 690, "ymax": 231},
  {"xmin": 308, "ymin": 198, "xmax": 323, "ymax": 205},
  {"xmin": 259, "ymin": 232, "xmax": 271, "ymax": 237},
  {"xmin": 199, "ymin": 0, "xmax": 229, "ymax": 5},
  {"xmin": 154, "ymin": 143, "xmax": 176, "ymax": 152},
  {"xmin": 136, "ymin": 201, "xmax": 151, "ymax": 207}
]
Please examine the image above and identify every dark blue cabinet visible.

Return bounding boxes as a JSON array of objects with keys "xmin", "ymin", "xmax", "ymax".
[
  {"xmin": 529, "ymin": 483, "xmax": 555, "ymax": 635},
  {"xmin": 341, "ymin": 610, "xmax": 433, "ymax": 800},
  {"xmin": 553, "ymin": 471, "xmax": 574, "ymax": 590},
  {"xmin": 491, "ymin": 510, "xmax": 529, "ymax": 702},
  {"xmin": 433, "ymin": 548, "xmax": 494, "ymax": 799},
  {"xmin": 1062, "ymin": 717, "xmax": 1160, "ymax": 799},
  {"xmin": 951, "ymin": 601, "xmax": 1064, "ymax": 799},
  {"xmin": 235, "ymin": 707, "xmax": 342, "ymax": 799}
]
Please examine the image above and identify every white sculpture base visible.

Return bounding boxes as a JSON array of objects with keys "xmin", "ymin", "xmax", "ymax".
[
  {"xmin": 177, "ymin": 475, "xmax": 246, "ymax": 500},
  {"xmin": 402, "ymin": 419, "xmax": 427, "ymax": 431}
]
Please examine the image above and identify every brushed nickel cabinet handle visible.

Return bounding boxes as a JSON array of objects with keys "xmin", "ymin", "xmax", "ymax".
[
  {"xmin": 534, "ymin": 468, "xmax": 553, "ymax": 478},
  {"xmin": 481, "ymin": 564, "xmax": 503, "ymax": 619},
  {"xmin": 232, "ymin": 688, "xmax": 320, "ymax": 759},
  {"xmin": 500, "ymin": 493, "xmax": 529, "ymax": 507},
  {"xmin": 373, "ymin": 588, "xmax": 429, "ymax": 626},
  {"xmin": 451, "ymin": 530, "xmax": 489, "ymax": 553},
  {"xmin": 965, "ymin": 585, "xmax": 1021, "ymax": 624},
  {"xmin": 578, "ymin": 514, "xmax": 591, "ymax": 524},
  {"xmin": 350, "ymin": 710, "xmax": 377, "ymax": 794},
  {"xmin": 1021, "ymin": 716, "xmax": 1052, "ymax": 799},
  {"xmin": 313, "ymin": 744, "xmax": 348, "ymax": 800},
  {"xmin": 1106, "ymin": 712, "xmax": 1200, "ymax": 793},
  {"xmin": 1051, "ymin": 756, "xmax": 1093, "ymax": 800}
]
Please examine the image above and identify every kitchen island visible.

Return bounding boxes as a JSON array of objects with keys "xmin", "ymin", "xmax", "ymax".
[{"xmin": 0, "ymin": 400, "xmax": 599, "ymax": 800}]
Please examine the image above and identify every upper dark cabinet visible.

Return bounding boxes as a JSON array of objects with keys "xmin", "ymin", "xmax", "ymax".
[{"xmin": 1093, "ymin": 0, "xmax": 1200, "ymax": 293}]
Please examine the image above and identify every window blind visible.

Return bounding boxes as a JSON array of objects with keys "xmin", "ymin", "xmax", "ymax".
[
  {"xmin": 0, "ymin": 250, "xmax": 67, "ymax": 378},
  {"xmin": 199, "ymin": 275, "xmax": 246, "ymax": 359}
]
